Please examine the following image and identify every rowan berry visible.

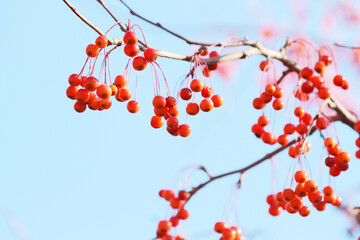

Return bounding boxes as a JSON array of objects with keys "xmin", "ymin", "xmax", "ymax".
[
  {"xmin": 180, "ymin": 88, "xmax": 192, "ymax": 101},
  {"xmin": 273, "ymin": 87, "xmax": 284, "ymax": 98},
  {"xmin": 316, "ymin": 117, "xmax": 329, "ymax": 130},
  {"xmin": 96, "ymin": 84, "xmax": 112, "ymax": 99},
  {"xmin": 272, "ymin": 98, "xmax": 284, "ymax": 110},
  {"xmin": 83, "ymin": 77, "xmax": 99, "ymax": 92},
  {"xmin": 265, "ymin": 84, "xmax": 276, "ymax": 95},
  {"xmin": 304, "ymin": 180, "xmax": 318, "ymax": 193},
  {"xmin": 99, "ymin": 98, "xmax": 112, "ymax": 109},
  {"xmin": 260, "ymin": 60, "xmax": 270, "ymax": 71},
  {"xmin": 301, "ymin": 81, "xmax": 314, "ymax": 94},
  {"xmin": 333, "ymin": 75, "xmax": 345, "ymax": 87},
  {"xmin": 299, "ymin": 206, "xmax": 310, "ymax": 217},
  {"xmin": 318, "ymin": 87, "xmax": 330, "ymax": 99},
  {"xmin": 66, "ymin": 86, "xmax": 78, "ymax": 100},
  {"xmin": 284, "ymin": 123, "xmax": 296, "ymax": 134},
  {"xmin": 258, "ymin": 115, "xmax": 270, "ymax": 127},
  {"xmin": 314, "ymin": 60, "xmax": 326, "ymax": 74},
  {"xmin": 300, "ymin": 67, "xmax": 313, "ymax": 79},
  {"xmin": 253, "ymin": 98, "xmax": 265, "ymax": 109},
  {"xmin": 308, "ymin": 191, "xmax": 322, "ymax": 204},
  {"xmin": 68, "ymin": 74, "xmax": 82, "ymax": 86},
  {"xmin": 75, "ymin": 89, "xmax": 90, "ymax": 103},
  {"xmin": 277, "ymin": 134, "xmax": 289, "ymax": 146},
  {"xmin": 177, "ymin": 208, "xmax": 189, "ymax": 219},
  {"xmin": 167, "ymin": 106, "xmax": 180, "ymax": 117},
  {"xmin": 201, "ymin": 86, "xmax": 213, "ymax": 98},
  {"xmin": 151, "ymin": 116, "xmax": 164, "ymax": 129},
  {"xmin": 294, "ymin": 107, "xmax": 305, "ymax": 118},
  {"xmin": 282, "ymin": 188, "xmax": 295, "ymax": 201},
  {"xmin": 294, "ymin": 170, "xmax": 308, "ymax": 183},
  {"xmin": 167, "ymin": 117, "xmax": 178, "ymax": 129}
]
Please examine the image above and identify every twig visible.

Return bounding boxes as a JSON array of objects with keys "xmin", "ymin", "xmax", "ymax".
[
  {"xmin": 63, "ymin": 0, "xmax": 104, "ymax": 36},
  {"xmin": 334, "ymin": 43, "xmax": 360, "ymax": 49}
]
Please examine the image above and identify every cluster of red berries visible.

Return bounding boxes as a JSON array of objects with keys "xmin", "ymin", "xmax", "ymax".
[
  {"xmin": 353, "ymin": 121, "xmax": 360, "ymax": 159},
  {"xmin": 156, "ymin": 189, "xmax": 190, "ymax": 240},
  {"xmin": 67, "ymin": 23, "xmax": 225, "ymax": 137},
  {"xmin": 214, "ymin": 221, "xmax": 244, "ymax": 240},
  {"xmin": 267, "ymin": 170, "xmax": 342, "ymax": 217},
  {"xmin": 252, "ymin": 51, "xmax": 353, "ymax": 218},
  {"xmin": 252, "ymin": 83, "xmax": 284, "ymax": 113}
]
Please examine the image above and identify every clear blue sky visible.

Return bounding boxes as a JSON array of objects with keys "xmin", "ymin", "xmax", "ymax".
[{"xmin": 1, "ymin": 0, "xmax": 360, "ymax": 240}]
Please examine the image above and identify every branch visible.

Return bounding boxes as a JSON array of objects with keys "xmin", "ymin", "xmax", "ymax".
[
  {"xmin": 334, "ymin": 43, "xmax": 360, "ymax": 49},
  {"xmin": 63, "ymin": 0, "xmax": 104, "ymax": 36},
  {"xmin": 185, "ymin": 124, "xmax": 321, "ymax": 204}
]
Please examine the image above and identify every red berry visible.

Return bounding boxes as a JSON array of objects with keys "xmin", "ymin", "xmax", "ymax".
[
  {"xmin": 178, "ymin": 124, "xmax": 191, "ymax": 137},
  {"xmin": 119, "ymin": 88, "xmax": 132, "ymax": 101},
  {"xmin": 308, "ymin": 191, "xmax": 322, "ymax": 204},
  {"xmin": 200, "ymin": 98, "xmax": 214, "ymax": 112},
  {"xmin": 301, "ymin": 81, "xmax": 314, "ymax": 94},
  {"xmin": 144, "ymin": 48, "xmax": 158, "ymax": 62},
  {"xmin": 318, "ymin": 87, "xmax": 330, "ymax": 99},
  {"xmin": 95, "ymin": 35, "xmax": 108, "ymax": 48},
  {"xmin": 260, "ymin": 60, "xmax": 270, "ymax": 71},
  {"xmin": 201, "ymin": 86, "xmax": 213, "ymax": 98},
  {"xmin": 74, "ymin": 101, "xmax": 86, "ymax": 113},
  {"xmin": 315, "ymin": 117, "xmax": 329, "ymax": 130},
  {"xmin": 273, "ymin": 87, "xmax": 284, "ymax": 98},
  {"xmin": 186, "ymin": 102, "xmax": 199, "ymax": 115},
  {"xmin": 96, "ymin": 84, "xmax": 112, "ymax": 99},
  {"xmin": 324, "ymin": 137, "xmax": 336, "ymax": 148},
  {"xmin": 83, "ymin": 77, "xmax": 99, "ymax": 92},
  {"xmin": 124, "ymin": 44, "xmax": 140, "ymax": 57},
  {"xmin": 269, "ymin": 204, "xmax": 282, "ymax": 216},
  {"xmin": 133, "ymin": 56, "xmax": 147, "ymax": 71},
  {"xmin": 294, "ymin": 107, "xmax": 305, "ymax": 118},
  {"xmin": 214, "ymin": 222, "xmax": 227, "ymax": 233},
  {"xmin": 304, "ymin": 180, "xmax": 318, "ymax": 193},
  {"xmin": 261, "ymin": 132, "xmax": 276, "ymax": 145},
  {"xmin": 265, "ymin": 84, "xmax": 276, "ymax": 95},
  {"xmin": 178, "ymin": 190, "xmax": 190, "ymax": 201},
  {"xmin": 341, "ymin": 80, "xmax": 349, "ymax": 90},
  {"xmin": 299, "ymin": 206, "xmax": 310, "ymax": 217},
  {"xmin": 75, "ymin": 89, "xmax": 90, "ymax": 103},
  {"xmin": 190, "ymin": 79, "xmax": 204, "ymax": 92},
  {"xmin": 86, "ymin": 44, "xmax": 100, "ymax": 57},
  {"xmin": 211, "ymin": 94, "xmax": 224, "ymax": 107},
  {"xmin": 284, "ymin": 123, "xmax": 296, "ymax": 134},
  {"xmin": 314, "ymin": 60, "xmax": 326, "ymax": 74},
  {"xmin": 123, "ymin": 31, "xmax": 138, "ymax": 45},
  {"xmin": 165, "ymin": 96, "xmax": 177, "ymax": 108},
  {"xmin": 294, "ymin": 170, "xmax": 308, "ymax": 183},
  {"xmin": 151, "ymin": 116, "xmax": 164, "ymax": 129},
  {"xmin": 310, "ymin": 76, "xmax": 324, "ymax": 88},
  {"xmin": 258, "ymin": 115, "xmax": 270, "ymax": 127},
  {"xmin": 321, "ymin": 55, "xmax": 332, "ymax": 66},
  {"xmin": 333, "ymin": 75, "xmax": 345, "ymax": 87},
  {"xmin": 277, "ymin": 134, "xmax": 289, "ymax": 146},
  {"xmin": 167, "ymin": 117, "xmax": 178, "ymax": 129},
  {"xmin": 68, "ymin": 74, "xmax": 82, "ymax": 86},
  {"xmin": 282, "ymin": 188, "xmax": 295, "ymax": 201},
  {"xmin": 300, "ymin": 67, "xmax": 313, "ymax": 79},
  {"xmin": 170, "ymin": 216, "xmax": 179, "ymax": 227},
  {"xmin": 180, "ymin": 88, "xmax": 192, "ymax": 101},
  {"xmin": 272, "ymin": 99, "xmax": 284, "ymax": 110},
  {"xmin": 153, "ymin": 95, "xmax": 166, "ymax": 109},
  {"xmin": 177, "ymin": 208, "xmax": 189, "ymax": 219},
  {"xmin": 167, "ymin": 106, "xmax": 179, "ymax": 117},
  {"xmin": 253, "ymin": 98, "xmax": 265, "ymax": 109},
  {"xmin": 158, "ymin": 220, "xmax": 172, "ymax": 233},
  {"xmin": 66, "ymin": 86, "xmax": 78, "ymax": 100},
  {"xmin": 114, "ymin": 75, "xmax": 128, "ymax": 89},
  {"xmin": 127, "ymin": 100, "xmax": 140, "ymax": 113},
  {"xmin": 251, "ymin": 124, "xmax": 264, "ymax": 137}
]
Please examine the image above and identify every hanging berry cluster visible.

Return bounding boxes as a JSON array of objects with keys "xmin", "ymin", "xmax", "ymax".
[
  {"xmin": 156, "ymin": 189, "xmax": 190, "ymax": 240},
  {"xmin": 251, "ymin": 42, "xmax": 354, "ymax": 217},
  {"xmin": 66, "ymin": 21, "xmax": 224, "ymax": 138},
  {"xmin": 214, "ymin": 221, "xmax": 244, "ymax": 240}
]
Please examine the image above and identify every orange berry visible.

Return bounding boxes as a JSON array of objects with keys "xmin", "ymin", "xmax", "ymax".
[
  {"xmin": 304, "ymin": 180, "xmax": 318, "ymax": 193},
  {"xmin": 132, "ymin": 56, "xmax": 147, "ymax": 71},
  {"xmin": 299, "ymin": 206, "xmax": 310, "ymax": 217},
  {"xmin": 96, "ymin": 84, "xmax": 112, "ymax": 99},
  {"xmin": 144, "ymin": 48, "xmax": 158, "ymax": 62},
  {"xmin": 177, "ymin": 208, "xmax": 189, "ymax": 219},
  {"xmin": 124, "ymin": 44, "xmax": 140, "ymax": 57},
  {"xmin": 83, "ymin": 77, "xmax": 99, "ymax": 92},
  {"xmin": 282, "ymin": 188, "xmax": 295, "ymax": 201},
  {"xmin": 186, "ymin": 102, "xmax": 199, "ymax": 115},
  {"xmin": 86, "ymin": 44, "xmax": 100, "ymax": 57},
  {"xmin": 114, "ymin": 75, "xmax": 128, "ymax": 89},
  {"xmin": 200, "ymin": 98, "xmax": 214, "ymax": 112},
  {"xmin": 214, "ymin": 222, "xmax": 227, "ymax": 233},
  {"xmin": 127, "ymin": 100, "xmax": 140, "ymax": 113},
  {"xmin": 74, "ymin": 101, "xmax": 86, "ymax": 113},
  {"xmin": 151, "ymin": 116, "xmax": 164, "ymax": 129},
  {"xmin": 66, "ymin": 86, "xmax": 78, "ymax": 100},
  {"xmin": 178, "ymin": 124, "xmax": 191, "ymax": 137},
  {"xmin": 314, "ymin": 60, "xmax": 326, "ymax": 74},
  {"xmin": 123, "ymin": 31, "xmax": 138, "ymax": 45},
  {"xmin": 95, "ymin": 35, "xmax": 108, "ymax": 48},
  {"xmin": 294, "ymin": 170, "xmax": 308, "ymax": 183},
  {"xmin": 260, "ymin": 60, "xmax": 270, "ymax": 71},
  {"xmin": 190, "ymin": 79, "xmax": 204, "ymax": 92}
]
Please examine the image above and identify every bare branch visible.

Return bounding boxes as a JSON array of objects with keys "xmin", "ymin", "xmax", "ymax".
[
  {"xmin": 63, "ymin": 0, "xmax": 104, "ymax": 36},
  {"xmin": 334, "ymin": 43, "xmax": 360, "ymax": 49}
]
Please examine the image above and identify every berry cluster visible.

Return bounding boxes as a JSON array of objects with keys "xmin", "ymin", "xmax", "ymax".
[
  {"xmin": 251, "ymin": 45, "xmax": 354, "ymax": 218},
  {"xmin": 354, "ymin": 121, "xmax": 360, "ymax": 159},
  {"xmin": 67, "ymin": 22, "xmax": 224, "ymax": 137},
  {"xmin": 214, "ymin": 221, "xmax": 244, "ymax": 240},
  {"xmin": 266, "ymin": 170, "xmax": 342, "ymax": 217},
  {"xmin": 156, "ymin": 189, "xmax": 190, "ymax": 240}
]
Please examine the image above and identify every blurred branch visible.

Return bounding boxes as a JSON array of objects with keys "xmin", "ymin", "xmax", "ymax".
[{"xmin": 334, "ymin": 43, "xmax": 360, "ymax": 49}]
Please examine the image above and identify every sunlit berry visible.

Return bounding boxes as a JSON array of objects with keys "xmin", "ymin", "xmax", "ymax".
[
  {"xmin": 127, "ymin": 100, "xmax": 140, "ymax": 113},
  {"xmin": 123, "ymin": 31, "xmax": 138, "ymax": 45},
  {"xmin": 124, "ymin": 44, "xmax": 140, "ymax": 57},
  {"xmin": 66, "ymin": 86, "xmax": 78, "ymax": 100},
  {"xmin": 211, "ymin": 94, "xmax": 224, "ymax": 107},
  {"xmin": 180, "ymin": 88, "xmax": 192, "ymax": 100},
  {"xmin": 95, "ymin": 35, "xmax": 108, "ymax": 48},
  {"xmin": 74, "ymin": 101, "xmax": 86, "ymax": 113},
  {"xmin": 86, "ymin": 44, "xmax": 100, "ymax": 57},
  {"xmin": 132, "ymin": 56, "xmax": 147, "ymax": 71},
  {"xmin": 83, "ymin": 77, "xmax": 99, "ymax": 92},
  {"xmin": 200, "ymin": 98, "xmax": 214, "ymax": 112},
  {"xmin": 144, "ymin": 48, "xmax": 158, "ymax": 62},
  {"xmin": 178, "ymin": 124, "xmax": 191, "ymax": 137},
  {"xmin": 190, "ymin": 79, "xmax": 204, "ymax": 92}
]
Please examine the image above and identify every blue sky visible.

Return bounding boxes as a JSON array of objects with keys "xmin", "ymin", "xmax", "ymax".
[{"xmin": 1, "ymin": 0, "xmax": 360, "ymax": 240}]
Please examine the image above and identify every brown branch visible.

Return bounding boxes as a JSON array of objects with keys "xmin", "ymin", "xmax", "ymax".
[
  {"xmin": 185, "ymin": 124, "xmax": 319, "ymax": 204},
  {"xmin": 63, "ymin": 0, "xmax": 104, "ymax": 36},
  {"xmin": 334, "ymin": 43, "xmax": 360, "ymax": 49},
  {"xmin": 96, "ymin": 0, "xmax": 127, "ymax": 32}
]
